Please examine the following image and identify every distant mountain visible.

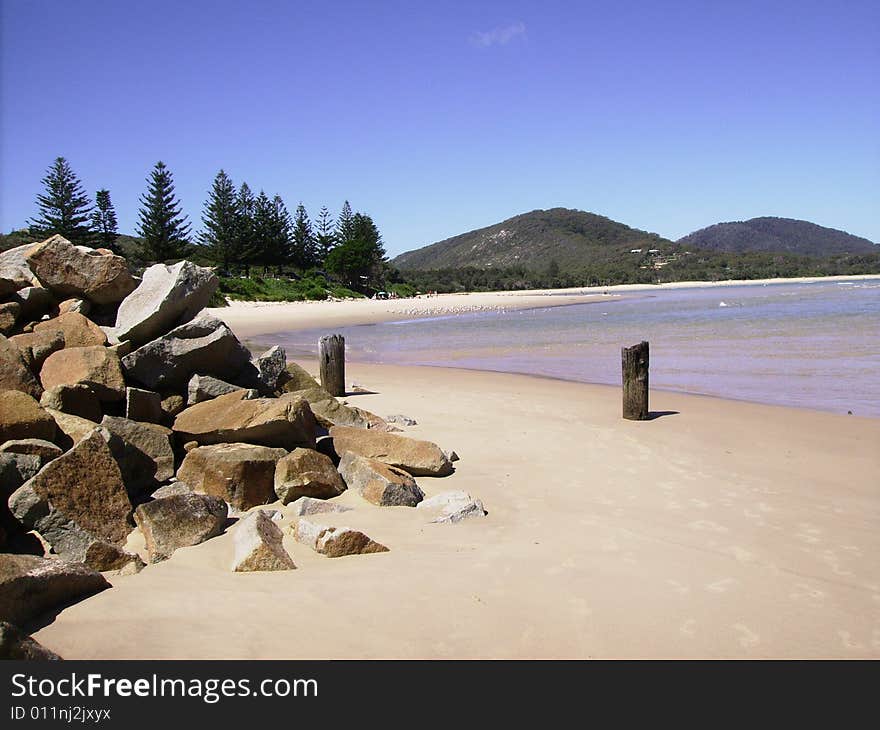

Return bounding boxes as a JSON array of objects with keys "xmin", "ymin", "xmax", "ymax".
[
  {"xmin": 677, "ymin": 217, "xmax": 877, "ymax": 256},
  {"xmin": 391, "ymin": 208, "xmax": 673, "ymax": 270}
]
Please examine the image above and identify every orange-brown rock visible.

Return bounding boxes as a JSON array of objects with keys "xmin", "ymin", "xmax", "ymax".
[
  {"xmin": 0, "ymin": 390, "xmax": 56, "ymax": 443},
  {"xmin": 9, "ymin": 430, "xmax": 131, "ymax": 550},
  {"xmin": 172, "ymin": 390, "xmax": 317, "ymax": 449},
  {"xmin": 0, "ymin": 335, "xmax": 42, "ymax": 398},
  {"xmin": 9, "ymin": 329, "xmax": 65, "ymax": 371},
  {"xmin": 330, "ymin": 425, "xmax": 453, "ymax": 477},
  {"xmin": 40, "ymin": 345, "xmax": 125, "ymax": 402},
  {"xmin": 273, "ymin": 448, "xmax": 346, "ymax": 504},
  {"xmin": 34, "ymin": 312, "xmax": 107, "ymax": 348},
  {"xmin": 25, "ymin": 235, "xmax": 136, "ymax": 305},
  {"xmin": 178, "ymin": 442, "xmax": 287, "ymax": 510},
  {"xmin": 337, "ymin": 451, "xmax": 424, "ymax": 507}
]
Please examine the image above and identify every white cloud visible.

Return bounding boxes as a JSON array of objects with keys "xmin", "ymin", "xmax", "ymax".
[{"xmin": 470, "ymin": 21, "xmax": 526, "ymax": 48}]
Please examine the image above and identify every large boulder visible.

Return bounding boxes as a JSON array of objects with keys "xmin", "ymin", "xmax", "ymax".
[
  {"xmin": 337, "ymin": 451, "xmax": 424, "ymax": 507},
  {"xmin": 99, "ymin": 416, "xmax": 175, "ymax": 497},
  {"xmin": 0, "ymin": 242, "xmax": 41, "ymax": 297},
  {"xmin": 292, "ymin": 518, "xmax": 389, "ymax": 558},
  {"xmin": 40, "ymin": 383, "xmax": 103, "ymax": 422},
  {"xmin": 0, "ymin": 301, "xmax": 19, "ymax": 335},
  {"xmin": 113, "ymin": 261, "xmax": 218, "ymax": 347},
  {"xmin": 293, "ymin": 387, "xmax": 388, "ymax": 430},
  {"xmin": 231, "ymin": 510, "xmax": 296, "ymax": 572},
  {"xmin": 416, "ymin": 490, "xmax": 487, "ymax": 524},
  {"xmin": 125, "ymin": 387, "xmax": 163, "ymax": 423},
  {"xmin": 172, "ymin": 390, "xmax": 317, "ymax": 450},
  {"xmin": 25, "ymin": 235, "xmax": 136, "ymax": 305},
  {"xmin": 133, "ymin": 492, "xmax": 228, "ymax": 563},
  {"xmin": 0, "ymin": 554, "xmax": 110, "ymax": 625},
  {"xmin": 9, "ymin": 430, "xmax": 132, "ymax": 557},
  {"xmin": 9, "ymin": 329, "xmax": 65, "ymax": 371},
  {"xmin": 330, "ymin": 425, "xmax": 454, "ymax": 477},
  {"xmin": 187, "ymin": 373, "xmax": 241, "ymax": 405},
  {"xmin": 178, "ymin": 442, "xmax": 287, "ymax": 510},
  {"xmin": 274, "ymin": 448, "xmax": 346, "ymax": 504},
  {"xmin": 121, "ymin": 313, "xmax": 252, "ymax": 390},
  {"xmin": 0, "ymin": 390, "xmax": 56, "ymax": 442},
  {"xmin": 0, "ymin": 335, "xmax": 43, "ymax": 397},
  {"xmin": 40, "ymin": 345, "xmax": 126, "ymax": 402},
  {"xmin": 0, "ymin": 622, "xmax": 62, "ymax": 660},
  {"xmin": 33, "ymin": 312, "xmax": 107, "ymax": 348}
]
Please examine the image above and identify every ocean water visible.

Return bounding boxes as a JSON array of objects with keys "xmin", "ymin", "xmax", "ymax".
[{"xmin": 258, "ymin": 279, "xmax": 880, "ymax": 417}]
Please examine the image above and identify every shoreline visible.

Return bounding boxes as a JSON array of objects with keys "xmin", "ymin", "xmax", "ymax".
[
  {"xmin": 35, "ymin": 362, "xmax": 880, "ymax": 658},
  {"xmin": 209, "ymin": 273, "xmax": 880, "ymax": 338}
]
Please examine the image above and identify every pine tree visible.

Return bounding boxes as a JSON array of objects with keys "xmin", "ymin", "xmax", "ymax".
[
  {"xmin": 315, "ymin": 205, "xmax": 336, "ymax": 265},
  {"xmin": 292, "ymin": 203, "xmax": 318, "ymax": 270},
  {"xmin": 334, "ymin": 200, "xmax": 355, "ymax": 246},
  {"xmin": 90, "ymin": 189, "xmax": 119, "ymax": 252},
  {"xmin": 271, "ymin": 195, "xmax": 294, "ymax": 272},
  {"xmin": 29, "ymin": 157, "xmax": 95, "ymax": 245},
  {"xmin": 200, "ymin": 170, "xmax": 239, "ymax": 273},
  {"xmin": 234, "ymin": 182, "xmax": 256, "ymax": 274},
  {"xmin": 251, "ymin": 190, "xmax": 275, "ymax": 273},
  {"xmin": 136, "ymin": 161, "xmax": 192, "ymax": 262}
]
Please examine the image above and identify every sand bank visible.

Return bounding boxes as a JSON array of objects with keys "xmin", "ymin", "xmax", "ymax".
[
  {"xmin": 209, "ymin": 274, "xmax": 880, "ymax": 338},
  {"xmin": 34, "ymin": 363, "xmax": 880, "ymax": 658}
]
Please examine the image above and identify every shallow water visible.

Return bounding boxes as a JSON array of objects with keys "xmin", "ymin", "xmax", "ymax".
[{"xmin": 257, "ymin": 279, "xmax": 880, "ymax": 417}]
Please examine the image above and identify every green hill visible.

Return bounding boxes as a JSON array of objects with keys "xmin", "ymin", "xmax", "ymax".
[
  {"xmin": 392, "ymin": 208, "xmax": 673, "ymax": 270},
  {"xmin": 677, "ymin": 217, "xmax": 877, "ymax": 256}
]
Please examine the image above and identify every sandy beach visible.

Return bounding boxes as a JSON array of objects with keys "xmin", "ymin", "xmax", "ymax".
[
  {"xmin": 34, "ymin": 357, "xmax": 880, "ymax": 657},
  {"xmin": 207, "ymin": 274, "xmax": 880, "ymax": 337}
]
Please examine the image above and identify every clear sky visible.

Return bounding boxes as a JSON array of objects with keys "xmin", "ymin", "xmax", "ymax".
[{"xmin": 1, "ymin": 0, "xmax": 877, "ymax": 256}]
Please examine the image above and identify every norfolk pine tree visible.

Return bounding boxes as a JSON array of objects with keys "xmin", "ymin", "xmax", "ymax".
[
  {"xmin": 29, "ymin": 157, "xmax": 95, "ymax": 245},
  {"xmin": 90, "ymin": 189, "xmax": 119, "ymax": 252},
  {"xmin": 234, "ymin": 182, "xmax": 257, "ymax": 275},
  {"xmin": 315, "ymin": 205, "xmax": 336, "ymax": 265},
  {"xmin": 292, "ymin": 203, "xmax": 318, "ymax": 270},
  {"xmin": 136, "ymin": 161, "xmax": 192, "ymax": 262},
  {"xmin": 334, "ymin": 200, "xmax": 355, "ymax": 246},
  {"xmin": 200, "ymin": 170, "xmax": 239, "ymax": 272}
]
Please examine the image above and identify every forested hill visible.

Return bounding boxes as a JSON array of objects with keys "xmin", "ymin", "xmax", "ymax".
[
  {"xmin": 677, "ymin": 217, "xmax": 877, "ymax": 256},
  {"xmin": 391, "ymin": 208, "xmax": 672, "ymax": 270}
]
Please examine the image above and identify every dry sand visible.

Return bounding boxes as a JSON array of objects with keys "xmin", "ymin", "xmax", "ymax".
[{"xmin": 35, "ymin": 361, "xmax": 880, "ymax": 659}]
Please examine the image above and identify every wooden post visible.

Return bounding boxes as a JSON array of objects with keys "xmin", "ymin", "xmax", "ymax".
[
  {"xmin": 319, "ymin": 334, "xmax": 346, "ymax": 396},
  {"xmin": 622, "ymin": 341, "xmax": 649, "ymax": 420}
]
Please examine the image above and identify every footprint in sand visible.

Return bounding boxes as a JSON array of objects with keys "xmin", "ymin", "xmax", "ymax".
[
  {"xmin": 689, "ymin": 520, "xmax": 729, "ymax": 534},
  {"xmin": 706, "ymin": 578, "xmax": 737, "ymax": 593},
  {"xmin": 666, "ymin": 501, "xmax": 683, "ymax": 511},
  {"xmin": 680, "ymin": 619, "xmax": 697, "ymax": 637},
  {"xmin": 790, "ymin": 582, "xmax": 826, "ymax": 605},
  {"xmin": 838, "ymin": 630, "xmax": 866, "ymax": 651},
  {"xmin": 667, "ymin": 579, "xmax": 690, "ymax": 595},
  {"xmin": 727, "ymin": 546, "xmax": 756, "ymax": 563},
  {"xmin": 743, "ymin": 508, "xmax": 766, "ymax": 526},
  {"xmin": 756, "ymin": 502, "xmax": 774, "ymax": 513},
  {"xmin": 733, "ymin": 623, "xmax": 760, "ymax": 648},
  {"xmin": 690, "ymin": 498, "xmax": 710, "ymax": 509},
  {"xmin": 570, "ymin": 597, "xmax": 592, "ymax": 617}
]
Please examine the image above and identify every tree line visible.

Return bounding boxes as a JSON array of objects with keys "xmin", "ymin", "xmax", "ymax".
[{"xmin": 20, "ymin": 156, "xmax": 389, "ymax": 291}]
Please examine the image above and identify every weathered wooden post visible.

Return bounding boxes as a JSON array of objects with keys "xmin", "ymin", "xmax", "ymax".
[
  {"xmin": 622, "ymin": 341, "xmax": 649, "ymax": 420},
  {"xmin": 319, "ymin": 334, "xmax": 346, "ymax": 396}
]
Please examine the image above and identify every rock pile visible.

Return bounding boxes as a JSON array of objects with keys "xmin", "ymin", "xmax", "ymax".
[{"xmin": 0, "ymin": 235, "xmax": 481, "ymax": 653}]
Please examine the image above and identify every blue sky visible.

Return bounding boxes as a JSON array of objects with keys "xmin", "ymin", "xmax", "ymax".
[{"xmin": 1, "ymin": 0, "xmax": 877, "ymax": 256}]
